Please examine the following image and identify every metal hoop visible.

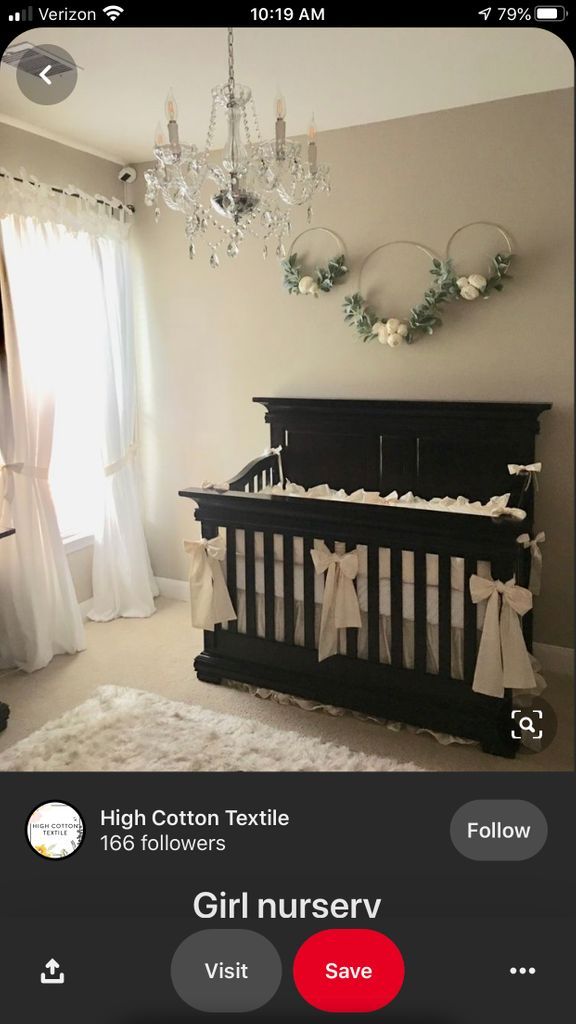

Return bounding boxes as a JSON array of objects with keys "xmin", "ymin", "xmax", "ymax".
[
  {"xmin": 357, "ymin": 240, "xmax": 440, "ymax": 296},
  {"xmin": 445, "ymin": 221, "xmax": 514, "ymax": 261},
  {"xmin": 288, "ymin": 226, "xmax": 346, "ymax": 262}
]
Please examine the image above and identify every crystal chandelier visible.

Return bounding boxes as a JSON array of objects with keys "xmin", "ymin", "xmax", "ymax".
[{"xmin": 144, "ymin": 28, "xmax": 330, "ymax": 266}]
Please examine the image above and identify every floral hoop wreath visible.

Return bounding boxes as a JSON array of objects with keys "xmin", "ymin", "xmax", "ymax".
[
  {"xmin": 442, "ymin": 221, "xmax": 514, "ymax": 301},
  {"xmin": 343, "ymin": 241, "xmax": 446, "ymax": 347},
  {"xmin": 282, "ymin": 227, "xmax": 348, "ymax": 297}
]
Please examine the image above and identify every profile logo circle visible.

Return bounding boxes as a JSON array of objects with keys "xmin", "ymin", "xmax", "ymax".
[{"xmin": 26, "ymin": 801, "xmax": 85, "ymax": 860}]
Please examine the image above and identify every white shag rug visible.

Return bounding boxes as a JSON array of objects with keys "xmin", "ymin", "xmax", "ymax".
[{"xmin": 0, "ymin": 685, "xmax": 425, "ymax": 772}]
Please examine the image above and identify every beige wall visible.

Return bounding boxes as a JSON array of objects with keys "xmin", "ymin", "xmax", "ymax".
[
  {"xmin": 0, "ymin": 122, "xmax": 123, "ymax": 602},
  {"xmin": 0, "ymin": 123, "xmax": 122, "ymax": 196},
  {"xmin": 133, "ymin": 89, "xmax": 573, "ymax": 648}
]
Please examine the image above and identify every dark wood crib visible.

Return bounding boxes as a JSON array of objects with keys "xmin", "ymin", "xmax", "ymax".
[{"xmin": 180, "ymin": 398, "xmax": 550, "ymax": 758}]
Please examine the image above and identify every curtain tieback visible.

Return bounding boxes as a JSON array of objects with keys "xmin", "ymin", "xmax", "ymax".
[
  {"xmin": 262, "ymin": 445, "xmax": 285, "ymax": 486},
  {"xmin": 508, "ymin": 462, "xmax": 541, "ymax": 491},
  {"xmin": 310, "ymin": 542, "xmax": 362, "ymax": 661},
  {"xmin": 104, "ymin": 443, "xmax": 137, "ymax": 477},
  {"xmin": 469, "ymin": 574, "xmax": 535, "ymax": 698},
  {"xmin": 1, "ymin": 462, "xmax": 48, "ymax": 479},
  {"xmin": 516, "ymin": 531, "xmax": 545, "ymax": 595},
  {"xmin": 1, "ymin": 462, "xmax": 48, "ymax": 524},
  {"xmin": 183, "ymin": 535, "xmax": 237, "ymax": 630}
]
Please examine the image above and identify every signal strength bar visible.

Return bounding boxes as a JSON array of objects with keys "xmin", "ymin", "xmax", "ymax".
[{"xmin": 8, "ymin": 6, "xmax": 34, "ymax": 20}]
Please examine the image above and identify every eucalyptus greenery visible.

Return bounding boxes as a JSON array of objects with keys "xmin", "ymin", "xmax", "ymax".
[
  {"xmin": 282, "ymin": 252, "xmax": 348, "ymax": 295},
  {"xmin": 343, "ymin": 252, "xmax": 513, "ymax": 346},
  {"xmin": 343, "ymin": 259, "xmax": 452, "ymax": 344},
  {"xmin": 432, "ymin": 252, "xmax": 513, "ymax": 299},
  {"xmin": 483, "ymin": 252, "xmax": 513, "ymax": 294}
]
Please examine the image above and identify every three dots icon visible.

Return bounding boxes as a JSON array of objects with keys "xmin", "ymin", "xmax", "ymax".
[{"xmin": 510, "ymin": 967, "xmax": 536, "ymax": 975}]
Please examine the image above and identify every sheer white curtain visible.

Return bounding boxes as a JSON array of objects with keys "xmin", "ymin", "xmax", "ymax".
[
  {"xmin": 88, "ymin": 234, "xmax": 158, "ymax": 620},
  {"xmin": 0, "ymin": 215, "xmax": 86, "ymax": 671},
  {"xmin": 0, "ymin": 171, "xmax": 157, "ymax": 672}
]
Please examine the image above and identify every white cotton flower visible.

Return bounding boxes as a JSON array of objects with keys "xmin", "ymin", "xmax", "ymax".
[
  {"xmin": 308, "ymin": 281, "xmax": 320, "ymax": 297},
  {"xmin": 387, "ymin": 332, "xmax": 404, "ymax": 348},
  {"xmin": 460, "ymin": 283, "xmax": 480, "ymax": 300},
  {"xmin": 397, "ymin": 323, "xmax": 409, "ymax": 337},
  {"xmin": 374, "ymin": 323, "xmax": 388, "ymax": 344},
  {"xmin": 456, "ymin": 276, "xmax": 469, "ymax": 289},
  {"xmin": 386, "ymin": 318, "xmax": 401, "ymax": 334},
  {"xmin": 371, "ymin": 320, "xmax": 385, "ymax": 334},
  {"xmin": 468, "ymin": 273, "xmax": 487, "ymax": 291},
  {"xmin": 298, "ymin": 275, "xmax": 315, "ymax": 294}
]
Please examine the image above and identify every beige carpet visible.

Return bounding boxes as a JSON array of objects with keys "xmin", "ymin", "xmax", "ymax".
[{"xmin": 0, "ymin": 597, "xmax": 572, "ymax": 771}]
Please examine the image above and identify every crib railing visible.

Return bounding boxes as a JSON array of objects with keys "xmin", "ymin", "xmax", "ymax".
[
  {"xmin": 185, "ymin": 489, "xmax": 525, "ymax": 687},
  {"xmin": 227, "ymin": 452, "xmax": 280, "ymax": 493}
]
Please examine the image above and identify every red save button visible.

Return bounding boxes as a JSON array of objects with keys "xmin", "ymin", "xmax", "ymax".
[{"xmin": 293, "ymin": 928, "xmax": 405, "ymax": 1013}]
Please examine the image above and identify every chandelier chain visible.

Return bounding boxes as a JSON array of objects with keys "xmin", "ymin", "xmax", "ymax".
[{"xmin": 227, "ymin": 27, "xmax": 235, "ymax": 101}]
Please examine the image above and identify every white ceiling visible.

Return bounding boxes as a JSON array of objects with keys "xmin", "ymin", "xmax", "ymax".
[{"xmin": 0, "ymin": 27, "xmax": 572, "ymax": 164}]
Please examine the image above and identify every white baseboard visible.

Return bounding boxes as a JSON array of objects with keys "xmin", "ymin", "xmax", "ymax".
[
  {"xmin": 154, "ymin": 577, "xmax": 573, "ymax": 676},
  {"xmin": 533, "ymin": 643, "xmax": 573, "ymax": 677},
  {"xmin": 156, "ymin": 576, "xmax": 189, "ymax": 602},
  {"xmin": 78, "ymin": 597, "xmax": 94, "ymax": 621}
]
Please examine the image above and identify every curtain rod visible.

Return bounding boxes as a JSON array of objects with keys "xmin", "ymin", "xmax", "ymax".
[{"xmin": 0, "ymin": 171, "xmax": 135, "ymax": 213}]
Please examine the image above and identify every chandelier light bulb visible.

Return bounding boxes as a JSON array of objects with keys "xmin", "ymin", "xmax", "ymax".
[
  {"xmin": 275, "ymin": 91, "xmax": 287, "ymax": 120},
  {"xmin": 154, "ymin": 121, "xmax": 166, "ymax": 147},
  {"xmin": 307, "ymin": 115, "xmax": 317, "ymax": 142},
  {"xmin": 165, "ymin": 88, "xmax": 178, "ymax": 123}
]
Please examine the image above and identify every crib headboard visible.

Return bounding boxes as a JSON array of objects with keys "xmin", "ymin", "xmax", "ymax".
[{"xmin": 253, "ymin": 397, "xmax": 551, "ymax": 508}]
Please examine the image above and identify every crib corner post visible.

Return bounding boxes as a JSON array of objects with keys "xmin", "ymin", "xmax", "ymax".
[
  {"xmin": 197, "ymin": 517, "xmax": 223, "ymax": 678},
  {"xmin": 480, "ymin": 692, "xmax": 519, "ymax": 758}
]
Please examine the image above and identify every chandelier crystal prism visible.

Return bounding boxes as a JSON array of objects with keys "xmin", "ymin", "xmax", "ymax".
[{"xmin": 144, "ymin": 28, "xmax": 330, "ymax": 265}]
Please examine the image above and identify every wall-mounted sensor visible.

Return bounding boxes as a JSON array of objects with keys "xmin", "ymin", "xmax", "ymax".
[{"xmin": 118, "ymin": 166, "xmax": 137, "ymax": 184}]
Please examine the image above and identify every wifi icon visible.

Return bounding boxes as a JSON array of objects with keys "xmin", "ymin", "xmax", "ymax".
[{"xmin": 103, "ymin": 4, "xmax": 124, "ymax": 20}]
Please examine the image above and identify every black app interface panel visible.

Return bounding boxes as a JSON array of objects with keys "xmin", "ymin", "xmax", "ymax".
[{"xmin": 0, "ymin": 7, "xmax": 573, "ymax": 1022}]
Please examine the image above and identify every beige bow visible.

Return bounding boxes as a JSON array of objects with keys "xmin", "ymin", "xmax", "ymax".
[
  {"xmin": 508, "ymin": 462, "xmax": 541, "ymax": 491},
  {"xmin": 262, "ymin": 445, "xmax": 284, "ymax": 486},
  {"xmin": 469, "ymin": 575, "xmax": 535, "ymax": 698},
  {"xmin": 310, "ymin": 542, "xmax": 362, "ymax": 661},
  {"xmin": 183, "ymin": 535, "xmax": 237, "ymax": 630},
  {"xmin": 201, "ymin": 480, "xmax": 230, "ymax": 492},
  {"xmin": 516, "ymin": 531, "xmax": 545, "ymax": 595}
]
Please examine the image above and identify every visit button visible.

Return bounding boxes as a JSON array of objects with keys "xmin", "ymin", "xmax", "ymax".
[{"xmin": 293, "ymin": 928, "xmax": 405, "ymax": 1012}]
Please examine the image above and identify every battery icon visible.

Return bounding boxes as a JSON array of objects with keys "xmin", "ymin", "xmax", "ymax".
[{"xmin": 534, "ymin": 6, "xmax": 565, "ymax": 18}]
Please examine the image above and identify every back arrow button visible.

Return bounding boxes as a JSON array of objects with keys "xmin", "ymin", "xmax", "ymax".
[{"xmin": 39, "ymin": 65, "xmax": 52, "ymax": 85}]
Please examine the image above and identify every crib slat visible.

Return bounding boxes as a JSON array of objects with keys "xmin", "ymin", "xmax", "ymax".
[
  {"xmin": 345, "ymin": 542, "xmax": 358, "ymax": 659},
  {"xmin": 303, "ymin": 534, "xmax": 316, "ymax": 649},
  {"xmin": 367, "ymin": 545, "xmax": 380, "ymax": 663},
  {"xmin": 283, "ymin": 534, "xmax": 295, "ymax": 644},
  {"xmin": 226, "ymin": 526, "xmax": 237, "ymax": 633},
  {"xmin": 414, "ymin": 549, "xmax": 427, "ymax": 672},
  {"xmin": 438, "ymin": 554, "xmax": 452, "ymax": 676},
  {"xmin": 463, "ymin": 557, "xmax": 477, "ymax": 684},
  {"xmin": 391, "ymin": 547, "xmax": 403, "ymax": 667},
  {"xmin": 263, "ymin": 531, "xmax": 275, "ymax": 640},
  {"xmin": 244, "ymin": 529, "xmax": 257, "ymax": 636}
]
